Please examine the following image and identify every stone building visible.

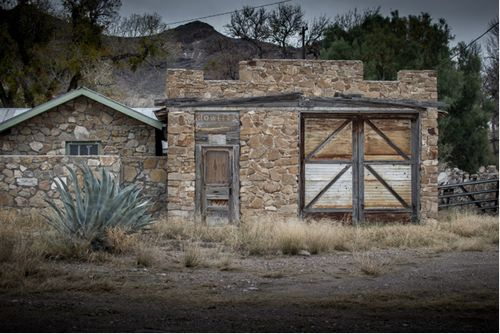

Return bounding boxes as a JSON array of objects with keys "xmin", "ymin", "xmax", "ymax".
[
  {"xmin": 156, "ymin": 59, "xmax": 441, "ymax": 224},
  {"xmin": 0, "ymin": 59, "xmax": 441, "ymax": 224},
  {"xmin": 0, "ymin": 88, "xmax": 167, "ymax": 213}
]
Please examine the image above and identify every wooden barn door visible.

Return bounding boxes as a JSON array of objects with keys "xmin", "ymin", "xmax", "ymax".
[
  {"xmin": 301, "ymin": 115, "xmax": 419, "ymax": 223},
  {"xmin": 302, "ymin": 117, "xmax": 355, "ymax": 219}
]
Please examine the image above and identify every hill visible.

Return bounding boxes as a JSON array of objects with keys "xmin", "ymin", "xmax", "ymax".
[{"xmin": 110, "ymin": 21, "xmax": 299, "ymax": 106}]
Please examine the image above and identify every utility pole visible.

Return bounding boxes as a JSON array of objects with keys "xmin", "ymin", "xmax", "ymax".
[{"xmin": 300, "ymin": 25, "xmax": 308, "ymax": 59}]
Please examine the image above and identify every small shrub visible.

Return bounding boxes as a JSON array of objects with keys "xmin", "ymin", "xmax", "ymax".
[
  {"xmin": 215, "ymin": 254, "xmax": 235, "ymax": 271},
  {"xmin": 135, "ymin": 245, "xmax": 159, "ymax": 268},
  {"xmin": 44, "ymin": 164, "xmax": 155, "ymax": 251},
  {"xmin": 183, "ymin": 244, "xmax": 203, "ymax": 268},
  {"xmin": 0, "ymin": 226, "xmax": 17, "ymax": 263},
  {"xmin": 353, "ymin": 251, "xmax": 391, "ymax": 276},
  {"xmin": 105, "ymin": 227, "xmax": 136, "ymax": 254}
]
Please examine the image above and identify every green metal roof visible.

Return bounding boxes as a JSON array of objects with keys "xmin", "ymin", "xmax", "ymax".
[{"xmin": 0, "ymin": 87, "xmax": 163, "ymax": 132}]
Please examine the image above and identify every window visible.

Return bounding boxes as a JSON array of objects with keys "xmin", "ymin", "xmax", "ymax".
[{"xmin": 66, "ymin": 142, "xmax": 100, "ymax": 155}]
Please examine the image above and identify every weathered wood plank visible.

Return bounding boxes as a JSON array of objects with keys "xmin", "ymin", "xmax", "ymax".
[
  {"xmin": 364, "ymin": 165, "xmax": 410, "ymax": 208},
  {"xmin": 305, "ymin": 164, "xmax": 351, "ymax": 209},
  {"xmin": 305, "ymin": 164, "xmax": 353, "ymax": 209},
  {"xmin": 305, "ymin": 119, "xmax": 352, "ymax": 161},
  {"xmin": 364, "ymin": 119, "xmax": 410, "ymax": 161}
]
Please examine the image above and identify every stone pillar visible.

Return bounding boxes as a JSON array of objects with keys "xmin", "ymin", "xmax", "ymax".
[
  {"xmin": 420, "ymin": 107, "xmax": 439, "ymax": 221},
  {"xmin": 166, "ymin": 110, "xmax": 196, "ymax": 218}
]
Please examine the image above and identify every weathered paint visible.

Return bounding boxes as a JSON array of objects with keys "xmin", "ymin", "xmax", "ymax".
[{"xmin": 305, "ymin": 164, "xmax": 353, "ymax": 208}]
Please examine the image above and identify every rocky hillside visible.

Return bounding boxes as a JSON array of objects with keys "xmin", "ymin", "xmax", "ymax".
[{"xmin": 112, "ymin": 21, "xmax": 299, "ymax": 105}]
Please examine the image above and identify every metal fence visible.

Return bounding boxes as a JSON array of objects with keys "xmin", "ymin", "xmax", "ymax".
[{"xmin": 438, "ymin": 179, "xmax": 499, "ymax": 213}]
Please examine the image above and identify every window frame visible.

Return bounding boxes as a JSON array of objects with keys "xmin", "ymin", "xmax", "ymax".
[{"xmin": 65, "ymin": 141, "xmax": 102, "ymax": 156}]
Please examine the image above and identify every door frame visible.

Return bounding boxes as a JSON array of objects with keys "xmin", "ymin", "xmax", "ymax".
[
  {"xmin": 299, "ymin": 112, "xmax": 420, "ymax": 224},
  {"xmin": 195, "ymin": 144, "xmax": 240, "ymax": 224}
]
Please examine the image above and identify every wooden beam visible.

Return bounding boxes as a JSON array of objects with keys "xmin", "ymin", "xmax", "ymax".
[
  {"xmin": 410, "ymin": 117, "xmax": 420, "ymax": 223},
  {"xmin": 357, "ymin": 117, "xmax": 365, "ymax": 224},
  {"xmin": 155, "ymin": 93, "xmax": 445, "ymax": 110}
]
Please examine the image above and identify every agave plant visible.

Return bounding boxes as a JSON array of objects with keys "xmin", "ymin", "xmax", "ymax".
[{"xmin": 44, "ymin": 164, "xmax": 154, "ymax": 246}]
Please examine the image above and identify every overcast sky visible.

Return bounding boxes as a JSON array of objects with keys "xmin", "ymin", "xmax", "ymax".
[{"xmin": 120, "ymin": 0, "xmax": 498, "ymax": 48}]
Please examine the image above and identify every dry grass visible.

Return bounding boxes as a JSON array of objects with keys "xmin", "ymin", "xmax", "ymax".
[
  {"xmin": 135, "ymin": 244, "xmax": 160, "ymax": 268},
  {"xmin": 153, "ymin": 212, "xmax": 498, "ymax": 256},
  {"xmin": 353, "ymin": 251, "xmax": 392, "ymax": 276},
  {"xmin": 105, "ymin": 227, "xmax": 137, "ymax": 254},
  {"xmin": 183, "ymin": 244, "xmax": 203, "ymax": 268},
  {"xmin": 0, "ymin": 208, "xmax": 497, "ymax": 290}
]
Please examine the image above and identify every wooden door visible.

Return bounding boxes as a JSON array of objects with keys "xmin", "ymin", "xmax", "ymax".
[
  {"xmin": 302, "ymin": 118, "xmax": 354, "ymax": 219},
  {"xmin": 361, "ymin": 118, "xmax": 417, "ymax": 222},
  {"xmin": 300, "ymin": 114, "xmax": 419, "ymax": 223},
  {"xmin": 198, "ymin": 146, "xmax": 238, "ymax": 224}
]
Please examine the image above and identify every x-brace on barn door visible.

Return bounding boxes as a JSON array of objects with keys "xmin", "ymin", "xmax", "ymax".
[{"xmin": 300, "ymin": 114, "xmax": 420, "ymax": 223}]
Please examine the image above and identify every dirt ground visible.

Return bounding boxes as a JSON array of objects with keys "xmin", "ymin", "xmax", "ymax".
[{"xmin": 0, "ymin": 248, "xmax": 498, "ymax": 332}]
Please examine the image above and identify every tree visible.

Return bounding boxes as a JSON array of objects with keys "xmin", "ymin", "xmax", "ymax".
[
  {"xmin": 0, "ymin": 0, "xmax": 56, "ymax": 106},
  {"xmin": 304, "ymin": 15, "xmax": 330, "ymax": 59},
  {"xmin": 106, "ymin": 12, "xmax": 170, "ymax": 71},
  {"xmin": 0, "ymin": 0, "xmax": 170, "ymax": 107},
  {"xmin": 439, "ymin": 43, "xmax": 493, "ymax": 171},
  {"xmin": 320, "ymin": 9, "xmax": 493, "ymax": 172},
  {"xmin": 484, "ymin": 18, "xmax": 499, "ymax": 160},
  {"xmin": 321, "ymin": 10, "xmax": 452, "ymax": 80},
  {"xmin": 204, "ymin": 37, "xmax": 246, "ymax": 80},
  {"xmin": 61, "ymin": 0, "xmax": 121, "ymax": 90},
  {"xmin": 225, "ymin": 6, "xmax": 270, "ymax": 58},
  {"xmin": 268, "ymin": 3, "xmax": 304, "ymax": 57}
]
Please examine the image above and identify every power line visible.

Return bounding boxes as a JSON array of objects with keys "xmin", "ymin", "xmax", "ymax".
[
  {"xmin": 165, "ymin": 0, "xmax": 291, "ymax": 26},
  {"xmin": 452, "ymin": 22, "xmax": 499, "ymax": 58}
]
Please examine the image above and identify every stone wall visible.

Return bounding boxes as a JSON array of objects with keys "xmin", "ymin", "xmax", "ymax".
[
  {"xmin": 438, "ymin": 165, "xmax": 498, "ymax": 212},
  {"xmin": 121, "ymin": 157, "xmax": 168, "ymax": 213},
  {"xmin": 240, "ymin": 110, "xmax": 299, "ymax": 221},
  {"xmin": 166, "ymin": 59, "xmax": 437, "ymax": 101},
  {"xmin": 166, "ymin": 111, "xmax": 195, "ymax": 218},
  {"xmin": 165, "ymin": 59, "xmax": 439, "ymax": 222},
  {"xmin": 0, "ymin": 155, "xmax": 120, "ymax": 211},
  {"xmin": 0, "ymin": 96, "xmax": 156, "ymax": 157},
  {"xmin": 0, "ymin": 155, "xmax": 167, "ymax": 215}
]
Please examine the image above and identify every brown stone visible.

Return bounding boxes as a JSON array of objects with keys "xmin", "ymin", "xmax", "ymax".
[
  {"xmin": 248, "ymin": 197, "xmax": 263, "ymax": 209},
  {"xmin": 263, "ymin": 182, "xmax": 281, "ymax": 193},
  {"xmin": 39, "ymin": 180, "xmax": 50, "ymax": 191},
  {"xmin": 123, "ymin": 166, "xmax": 137, "ymax": 182},
  {"xmin": 247, "ymin": 136, "xmax": 261, "ymax": 148},
  {"xmin": 267, "ymin": 149, "xmax": 281, "ymax": 161},
  {"xmin": 143, "ymin": 158, "xmax": 157, "ymax": 169},
  {"xmin": 282, "ymin": 174, "xmax": 296, "ymax": 185},
  {"xmin": 0, "ymin": 193, "xmax": 13, "ymax": 206},
  {"xmin": 150, "ymin": 169, "xmax": 167, "ymax": 183}
]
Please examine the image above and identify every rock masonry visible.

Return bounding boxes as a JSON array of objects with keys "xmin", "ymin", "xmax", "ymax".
[{"xmin": 166, "ymin": 59, "xmax": 439, "ymax": 222}]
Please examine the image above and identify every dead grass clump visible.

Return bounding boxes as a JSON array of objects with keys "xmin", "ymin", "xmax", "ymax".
[
  {"xmin": 42, "ymin": 234, "xmax": 92, "ymax": 261},
  {"xmin": 105, "ymin": 227, "xmax": 136, "ymax": 254},
  {"xmin": 183, "ymin": 244, "xmax": 203, "ymax": 268},
  {"xmin": 262, "ymin": 271, "xmax": 285, "ymax": 279},
  {"xmin": 277, "ymin": 222, "xmax": 306, "ymax": 255},
  {"xmin": 353, "ymin": 251, "xmax": 391, "ymax": 276},
  {"xmin": 216, "ymin": 254, "xmax": 235, "ymax": 271},
  {"xmin": 153, "ymin": 217, "xmax": 190, "ymax": 239},
  {"xmin": 452, "ymin": 237, "xmax": 486, "ymax": 252},
  {"xmin": 0, "ymin": 224, "xmax": 17, "ymax": 263},
  {"xmin": 135, "ymin": 244, "xmax": 160, "ymax": 268},
  {"xmin": 0, "ymin": 234, "xmax": 46, "ymax": 289},
  {"xmin": 237, "ymin": 220, "xmax": 278, "ymax": 255}
]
